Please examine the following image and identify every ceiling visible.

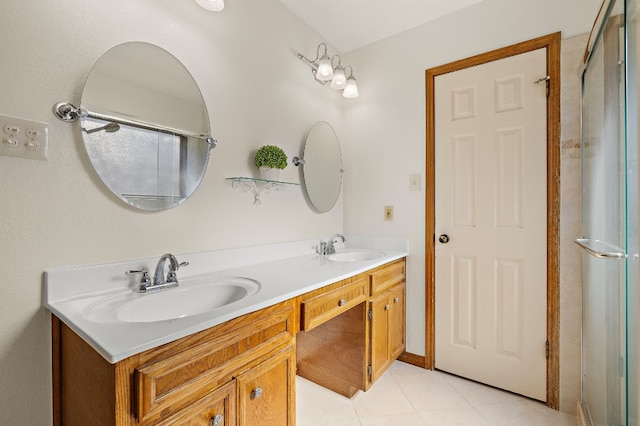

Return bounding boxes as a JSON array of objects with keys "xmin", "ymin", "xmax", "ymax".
[{"xmin": 279, "ymin": 0, "xmax": 484, "ymax": 53}]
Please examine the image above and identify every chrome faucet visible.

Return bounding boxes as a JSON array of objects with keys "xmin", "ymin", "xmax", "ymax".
[
  {"xmin": 318, "ymin": 234, "xmax": 346, "ymax": 255},
  {"xmin": 154, "ymin": 253, "xmax": 180, "ymax": 286},
  {"xmin": 126, "ymin": 253, "xmax": 189, "ymax": 293}
]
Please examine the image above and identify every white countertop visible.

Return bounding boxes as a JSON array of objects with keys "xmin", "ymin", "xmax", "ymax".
[{"xmin": 44, "ymin": 236, "xmax": 408, "ymax": 363}]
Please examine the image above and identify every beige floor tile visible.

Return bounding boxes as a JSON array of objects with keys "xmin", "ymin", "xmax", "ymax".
[
  {"xmin": 297, "ymin": 418, "xmax": 363, "ymax": 426},
  {"xmin": 419, "ymin": 406, "xmax": 492, "ymax": 426},
  {"xmin": 474, "ymin": 399, "xmax": 576, "ymax": 426},
  {"xmin": 351, "ymin": 373, "xmax": 416, "ymax": 418},
  {"xmin": 359, "ymin": 412, "xmax": 427, "ymax": 425},
  {"xmin": 296, "ymin": 362, "xmax": 577, "ymax": 426},
  {"xmin": 392, "ymin": 369, "xmax": 471, "ymax": 412},
  {"xmin": 296, "ymin": 376, "xmax": 359, "ymax": 423},
  {"xmin": 440, "ymin": 372, "xmax": 525, "ymax": 406}
]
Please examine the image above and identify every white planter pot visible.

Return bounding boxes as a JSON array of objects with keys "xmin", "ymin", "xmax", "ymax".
[{"xmin": 258, "ymin": 166, "xmax": 281, "ymax": 181}]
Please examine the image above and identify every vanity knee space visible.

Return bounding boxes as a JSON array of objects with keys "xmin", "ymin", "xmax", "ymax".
[{"xmin": 295, "ymin": 258, "xmax": 406, "ymax": 397}]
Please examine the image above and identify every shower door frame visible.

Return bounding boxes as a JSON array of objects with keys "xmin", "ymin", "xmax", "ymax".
[{"xmin": 578, "ymin": 0, "xmax": 629, "ymax": 423}]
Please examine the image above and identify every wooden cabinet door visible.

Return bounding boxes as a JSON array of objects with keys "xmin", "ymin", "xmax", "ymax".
[
  {"xmin": 158, "ymin": 380, "xmax": 236, "ymax": 426},
  {"xmin": 369, "ymin": 292, "xmax": 391, "ymax": 384},
  {"xmin": 370, "ymin": 282, "xmax": 406, "ymax": 385},
  {"xmin": 236, "ymin": 346, "xmax": 295, "ymax": 426},
  {"xmin": 389, "ymin": 283, "xmax": 406, "ymax": 361}
]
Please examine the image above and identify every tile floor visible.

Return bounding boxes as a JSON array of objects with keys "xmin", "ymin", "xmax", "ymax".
[{"xmin": 296, "ymin": 361, "xmax": 576, "ymax": 426}]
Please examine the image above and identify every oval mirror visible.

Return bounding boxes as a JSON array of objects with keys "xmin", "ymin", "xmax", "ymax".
[
  {"xmin": 300, "ymin": 122, "xmax": 343, "ymax": 213},
  {"xmin": 80, "ymin": 42, "xmax": 213, "ymax": 211}
]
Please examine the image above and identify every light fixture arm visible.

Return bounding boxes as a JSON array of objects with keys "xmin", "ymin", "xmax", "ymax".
[
  {"xmin": 297, "ymin": 44, "xmax": 359, "ymax": 97},
  {"xmin": 315, "ymin": 43, "xmax": 328, "ymax": 62},
  {"xmin": 344, "ymin": 65, "xmax": 354, "ymax": 78},
  {"xmin": 297, "ymin": 52, "xmax": 329, "ymax": 86}
]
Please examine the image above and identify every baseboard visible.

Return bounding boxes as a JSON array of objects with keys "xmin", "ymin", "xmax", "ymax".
[
  {"xmin": 577, "ymin": 401, "xmax": 589, "ymax": 426},
  {"xmin": 397, "ymin": 351, "xmax": 427, "ymax": 368}
]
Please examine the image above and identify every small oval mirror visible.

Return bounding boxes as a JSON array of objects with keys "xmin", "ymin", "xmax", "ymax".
[
  {"xmin": 300, "ymin": 122, "xmax": 343, "ymax": 213},
  {"xmin": 80, "ymin": 42, "xmax": 213, "ymax": 211}
]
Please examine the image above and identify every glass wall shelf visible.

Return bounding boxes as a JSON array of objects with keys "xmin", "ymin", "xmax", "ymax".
[{"xmin": 226, "ymin": 177, "xmax": 299, "ymax": 205}]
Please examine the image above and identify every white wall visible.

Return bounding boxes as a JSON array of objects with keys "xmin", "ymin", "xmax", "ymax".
[
  {"xmin": 0, "ymin": 0, "xmax": 345, "ymax": 423},
  {"xmin": 340, "ymin": 0, "xmax": 601, "ymax": 411}
]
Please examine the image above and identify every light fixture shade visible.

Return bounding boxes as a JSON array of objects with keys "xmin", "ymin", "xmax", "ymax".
[
  {"xmin": 343, "ymin": 76, "xmax": 359, "ymax": 98},
  {"xmin": 316, "ymin": 54, "xmax": 334, "ymax": 81},
  {"xmin": 195, "ymin": 0, "xmax": 224, "ymax": 11},
  {"xmin": 330, "ymin": 66, "xmax": 347, "ymax": 89}
]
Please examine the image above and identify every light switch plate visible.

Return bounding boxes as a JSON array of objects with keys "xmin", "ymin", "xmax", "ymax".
[
  {"xmin": 409, "ymin": 173, "xmax": 421, "ymax": 191},
  {"xmin": 0, "ymin": 113, "xmax": 49, "ymax": 161},
  {"xmin": 384, "ymin": 205, "xmax": 393, "ymax": 221}
]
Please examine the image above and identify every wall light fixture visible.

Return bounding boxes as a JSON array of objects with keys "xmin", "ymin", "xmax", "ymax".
[
  {"xmin": 195, "ymin": 0, "xmax": 225, "ymax": 11},
  {"xmin": 298, "ymin": 43, "xmax": 359, "ymax": 98}
]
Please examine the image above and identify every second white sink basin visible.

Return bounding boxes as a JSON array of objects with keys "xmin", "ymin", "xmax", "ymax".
[
  {"xmin": 84, "ymin": 276, "xmax": 261, "ymax": 323},
  {"xmin": 327, "ymin": 250, "xmax": 386, "ymax": 262}
]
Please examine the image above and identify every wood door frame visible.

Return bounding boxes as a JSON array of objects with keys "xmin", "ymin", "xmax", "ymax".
[{"xmin": 425, "ymin": 32, "xmax": 561, "ymax": 409}]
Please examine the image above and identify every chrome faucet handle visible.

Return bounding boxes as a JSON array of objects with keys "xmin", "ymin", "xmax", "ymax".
[
  {"xmin": 317, "ymin": 241, "xmax": 328, "ymax": 255},
  {"xmin": 126, "ymin": 268, "xmax": 152, "ymax": 289},
  {"xmin": 328, "ymin": 233, "xmax": 346, "ymax": 243},
  {"xmin": 324, "ymin": 234, "xmax": 346, "ymax": 255},
  {"xmin": 166, "ymin": 261, "xmax": 189, "ymax": 283},
  {"xmin": 174, "ymin": 261, "xmax": 190, "ymax": 270}
]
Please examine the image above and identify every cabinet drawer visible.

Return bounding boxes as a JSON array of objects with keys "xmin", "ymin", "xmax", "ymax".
[
  {"xmin": 301, "ymin": 277, "xmax": 367, "ymax": 331},
  {"xmin": 158, "ymin": 380, "xmax": 236, "ymax": 426},
  {"xmin": 370, "ymin": 260, "xmax": 405, "ymax": 296},
  {"xmin": 135, "ymin": 304, "xmax": 293, "ymax": 423}
]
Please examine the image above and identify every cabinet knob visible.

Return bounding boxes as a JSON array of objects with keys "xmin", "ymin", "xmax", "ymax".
[
  {"xmin": 251, "ymin": 387, "xmax": 263, "ymax": 399},
  {"xmin": 338, "ymin": 298, "xmax": 347, "ymax": 307},
  {"xmin": 394, "ymin": 297, "xmax": 400, "ymax": 303},
  {"xmin": 385, "ymin": 304, "xmax": 391, "ymax": 311},
  {"xmin": 210, "ymin": 414, "xmax": 223, "ymax": 426}
]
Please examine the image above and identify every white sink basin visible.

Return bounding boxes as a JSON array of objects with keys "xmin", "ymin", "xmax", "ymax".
[
  {"xmin": 84, "ymin": 276, "xmax": 261, "ymax": 323},
  {"xmin": 327, "ymin": 250, "xmax": 386, "ymax": 262}
]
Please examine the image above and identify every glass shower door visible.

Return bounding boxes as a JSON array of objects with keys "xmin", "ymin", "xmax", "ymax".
[{"xmin": 579, "ymin": 0, "xmax": 628, "ymax": 424}]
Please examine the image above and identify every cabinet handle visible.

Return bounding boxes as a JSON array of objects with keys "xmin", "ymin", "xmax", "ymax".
[
  {"xmin": 210, "ymin": 414, "xmax": 223, "ymax": 426},
  {"xmin": 394, "ymin": 297, "xmax": 399, "ymax": 303},
  {"xmin": 385, "ymin": 304, "xmax": 390, "ymax": 311},
  {"xmin": 251, "ymin": 387, "xmax": 263, "ymax": 399},
  {"xmin": 338, "ymin": 298, "xmax": 347, "ymax": 307}
]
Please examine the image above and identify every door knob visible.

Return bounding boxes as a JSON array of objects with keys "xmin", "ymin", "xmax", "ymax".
[{"xmin": 438, "ymin": 234, "xmax": 450, "ymax": 244}]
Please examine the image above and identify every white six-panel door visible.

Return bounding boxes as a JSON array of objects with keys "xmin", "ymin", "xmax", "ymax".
[{"xmin": 434, "ymin": 48, "xmax": 548, "ymax": 401}]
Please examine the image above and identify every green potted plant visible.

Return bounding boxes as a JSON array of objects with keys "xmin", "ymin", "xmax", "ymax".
[{"xmin": 255, "ymin": 145, "xmax": 287, "ymax": 180}]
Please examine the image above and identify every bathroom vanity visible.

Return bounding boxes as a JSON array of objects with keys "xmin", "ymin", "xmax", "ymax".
[{"xmin": 46, "ymin": 237, "xmax": 408, "ymax": 425}]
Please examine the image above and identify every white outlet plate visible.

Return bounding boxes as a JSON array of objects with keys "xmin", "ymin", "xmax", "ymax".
[{"xmin": 0, "ymin": 113, "xmax": 49, "ymax": 161}]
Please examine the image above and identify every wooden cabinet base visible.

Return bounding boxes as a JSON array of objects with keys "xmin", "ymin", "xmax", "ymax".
[{"xmin": 52, "ymin": 300, "xmax": 295, "ymax": 426}]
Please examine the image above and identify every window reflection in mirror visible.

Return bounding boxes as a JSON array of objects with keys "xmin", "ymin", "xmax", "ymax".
[{"xmin": 83, "ymin": 117, "xmax": 209, "ymax": 211}]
